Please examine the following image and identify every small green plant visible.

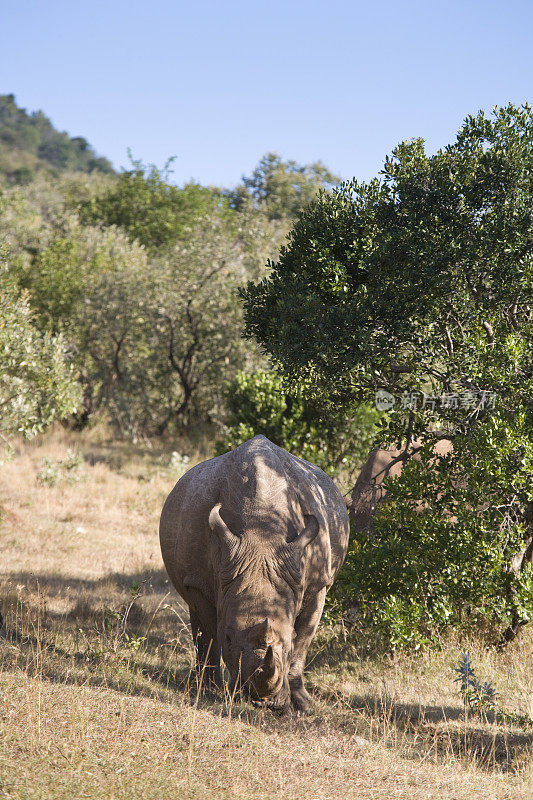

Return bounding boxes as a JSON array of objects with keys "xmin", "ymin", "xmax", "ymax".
[
  {"xmin": 37, "ymin": 457, "xmax": 62, "ymax": 487},
  {"xmin": 123, "ymin": 631, "xmax": 147, "ymax": 652},
  {"xmin": 64, "ymin": 448, "xmax": 83, "ymax": 473},
  {"xmin": 37, "ymin": 449, "xmax": 84, "ymax": 486},
  {"xmin": 453, "ymin": 652, "xmax": 533, "ymax": 731},
  {"xmin": 453, "ymin": 652, "xmax": 497, "ymax": 711}
]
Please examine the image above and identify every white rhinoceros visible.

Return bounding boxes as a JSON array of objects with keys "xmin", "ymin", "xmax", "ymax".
[{"xmin": 159, "ymin": 435, "xmax": 349, "ymax": 712}]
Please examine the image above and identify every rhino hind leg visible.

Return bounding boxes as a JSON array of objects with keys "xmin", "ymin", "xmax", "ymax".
[
  {"xmin": 189, "ymin": 601, "xmax": 222, "ymax": 691},
  {"xmin": 289, "ymin": 587, "xmax": 327, "ymax": 714}
]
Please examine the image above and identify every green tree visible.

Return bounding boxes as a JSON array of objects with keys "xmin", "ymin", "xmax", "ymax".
[
  {"xmin": 144, "ymin": 209, "xmax": 274, "ymax": 434},
  {"xmin": 9, "ymin": 201, "xmax": 277, "ymax": 438},
  {"xmin": 0, "ymin": 280, "xmax": 80, "ymax": 452},
  {"xmin": 229, "ymin": 152, "xmax": 340, "ymax": 220},
  {"xmin": 13, "ymin": 221, "xmax": 153, "ymax": 429},
  {"xmin": 242, "ymin": 104, "xmax": 533, "ymax": 645},
  {"xmin": 0, "ymin": 94, "xmax": 113, "ymax": 181},
  {"xmin": 0, "ymin": 188, "xmax": 51, "ymax": 265},
  {"xmin": 79, "ymin": 157, "xmax": 222, "ymax": 251},
  {"xmin": 216, "ymin": 369, "xmax": 377, "ymax": 478}
]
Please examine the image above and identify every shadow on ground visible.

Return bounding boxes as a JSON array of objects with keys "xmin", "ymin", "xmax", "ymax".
[
  {"xmin": 1, "ymin": 571, "xmax": 532, "ymax": 771},
  {"xmin": 308, "ymin": 682, "xmax": 533, "ymax": 771},
  {"xmin": 0, "ymin": 568, "xmax": 195, "ymax": 694}
]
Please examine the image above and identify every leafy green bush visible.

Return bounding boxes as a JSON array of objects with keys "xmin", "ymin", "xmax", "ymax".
[
  {"xmin": 335, "ymin": 423, "xmax": 533, "ymax": 649},
  {"xmin": 37, "ymin": 449, "xmax": 84, "ymax": 486},
  {"xmin": 8, "ymin": 198, "xmax": 278, "ymax": 438},
  {"xmin": 79, "ymin": 157, "xmax": 221, "ymax": 251},
  {"xmin": 0, "ymin": 282, "xmax": 81, "ymax": 454},
  {"xmin": 216, "ymin": 369, "xmax": 377, "ymax": 476}
]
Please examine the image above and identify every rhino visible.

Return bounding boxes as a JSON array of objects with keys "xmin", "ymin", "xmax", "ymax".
[
  {"xmin": 159, "ymin": 435, "xmax": 349, "ymax": 712},
  {"xmin": 350, "ymin": 439, "xmax": 453, "ymax": 533}
]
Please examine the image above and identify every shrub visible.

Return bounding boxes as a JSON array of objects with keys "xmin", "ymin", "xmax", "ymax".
[
  {"xmin": 241, "ymin": 104, "xmax": 533, "ymax": 646},
  {"xmin": 453, "ymin": 652, "xmax": 533, "ymax": 730},
  {"xmin": 334, "ymin": 425, "xmax": 533, "ymax": 649},
  {"xmin": 37, "ymin": 449, "xmax": 84, "ymax": 486},
  {"xmin": 216, "ymin": 369, "xmax": 378, "ymax": 477},
  {"xmin": 0, "ymin": 282, "xmax": 80, "ymax": 454}
]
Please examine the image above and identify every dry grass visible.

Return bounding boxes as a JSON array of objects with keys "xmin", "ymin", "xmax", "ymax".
[{"xmin": 0, "ymin": 426, "xmax": 532, "ymax": 799}]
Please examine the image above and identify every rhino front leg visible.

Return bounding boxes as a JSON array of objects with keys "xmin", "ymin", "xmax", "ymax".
[
  {"xmin": 188, "ymin": 598, "xmax": 222, "ymax": 691},
  {"xmin": 289, "ymin": 586, "xmax": 327, "ymax": 714}
]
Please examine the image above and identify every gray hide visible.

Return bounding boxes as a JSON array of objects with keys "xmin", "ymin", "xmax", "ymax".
[
  {"xmin": 350, "ymin": 439, "xmax": 453, "ymax": 533},
  {"xmin": 159, "ymin": 435, "xmax": 349, "ymax": 712}
]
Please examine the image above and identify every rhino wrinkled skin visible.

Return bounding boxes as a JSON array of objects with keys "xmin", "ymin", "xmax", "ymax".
[{"xmin": 159, "ymin": 435, "xmax": 349, "ymax": 712}]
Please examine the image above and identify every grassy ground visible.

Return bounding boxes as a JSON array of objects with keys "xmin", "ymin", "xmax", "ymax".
[{"xmin": 0, "ymin": 427, "xmax": 532, "ymax": 799}]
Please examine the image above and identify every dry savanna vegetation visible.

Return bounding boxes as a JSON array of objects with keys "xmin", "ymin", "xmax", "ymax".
[{"xmin": 1, "ymin": 428, "xmax": 531, "ymax": 800}]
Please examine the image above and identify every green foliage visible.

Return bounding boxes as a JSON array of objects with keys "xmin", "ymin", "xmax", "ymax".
[
  {"xmin": 229, "ymin": 152, "xmax": 340, "ymax": 220},
  {"xmin": 453, "ymin": 653, "xmax": 497, "ymax": 711},
  {"xmin": 0, "ymin": 100, "xmax": 350, "ymax": 460},
  {"xmin": 0, "ymin": 282, "xmax": 81, "ymax": 451},
  {"xmin": 0, "ymin": 94, "xmax": 113, "ymax": 181},
  {"xmin": 0, "ymin": 188, "xmax": 51, "ymax": 264},
  {"xmin": 11, "ymin": 220, "xmax": 153, "ymax": 429},
  {"xmin": 337, "ymin": 424, "xmax": 533, "ymax": 648},
  {"xmin": 139, "ymin": 210, "xmax": 272, "ymax": 434},
  {"xmin": 242, "ymin": 105, "xmax": 533, "ymax": 417},
  {"xmin": 0, "ymin": 172, "xmax": 114, "ymax": 271},
  {"xmin": 20, "ymin": 231, "xmax": 110, "ymax": 332},
  {"xmin": 242, "ymin": 104, "xmax": 533, "ymax": 645},
  {"xmin": 11, "ymin": 167, "xmax": 34, "ymax": 186},
  {"xmin": 216, "ymin": 369, "xmax": 377, "ymax": 477},
  {"xmin": 15, "ymin": 219, "xmax": 152, "ymax": 332},
  {"xmin": 79, "ymin": 157, "xmax": 222, "ymax": 251},
  {"xmin": 7, "ymin": 197, "xmax": 275, "ymax": 438}
]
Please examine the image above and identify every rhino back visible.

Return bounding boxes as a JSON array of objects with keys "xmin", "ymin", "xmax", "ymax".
[
  {"xmin": 253, "ymin": 437, "xmax": 350, "ymax": 584},
  {"xmin": 159, "ymin": 435, "xmax": 350, "ymax": 602}
]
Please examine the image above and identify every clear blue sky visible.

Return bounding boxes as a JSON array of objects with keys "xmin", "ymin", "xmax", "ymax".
[{"xmin": 1, "ymin": 0, "xmax": 532, "ymax": 187}]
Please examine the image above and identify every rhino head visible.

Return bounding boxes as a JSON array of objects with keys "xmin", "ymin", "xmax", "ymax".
[{"xmin": 208, "ymin": 503, "xmax": 318, "ymax": 707}]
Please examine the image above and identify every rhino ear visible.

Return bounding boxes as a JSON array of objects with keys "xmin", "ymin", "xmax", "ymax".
[
  {"xmin": 292, "ymin": 514, "xmax": 319, "ymax": 551},
  {"xmin": 209, "ymin": 504, "xmax": 239, "ymax": 550}
]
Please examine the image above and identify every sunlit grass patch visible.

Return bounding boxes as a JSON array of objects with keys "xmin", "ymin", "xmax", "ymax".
[{"xmin": 0, "ymin": 427, "xmax": 532, "ymax": 799}]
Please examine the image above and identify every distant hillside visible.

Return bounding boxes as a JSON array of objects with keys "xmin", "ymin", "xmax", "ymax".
[{"xmin": 0, "ymin": 94, "xmax": 114, "ymax": 184}]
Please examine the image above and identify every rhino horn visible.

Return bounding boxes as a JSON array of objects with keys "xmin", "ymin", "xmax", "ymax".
[
  {"xmin": 262, "ymin": 644, "xmax": 276, "ymax": 679},
  {"xmin": 250, "ymin": 643, "xmax": 278, "ymax": 698},
  {"xmin": 208, "ymin": 503, "xmax": 239, "ymax": 549}
]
